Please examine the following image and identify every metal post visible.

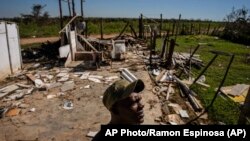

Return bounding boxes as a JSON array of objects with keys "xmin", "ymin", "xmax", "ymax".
[
  {"xmin": 59, "ymin": 0, "xmax": 63, "ymax": 29},
  {"xmin": 190, "ymin": 23, "xmax": 193, "ymax": 35},
  {"xmin": 139, "ymin": 14, "xmax": 143, "ymax": 38},
  {"xmin": 160, "ymin": 13, "xmax": 163, "ymax": 37},
  {"xmin": 81, "ymin": 0, "xmax": 84, "ymax": 17},
  {"xmin": 67, "ymin": 0, "xmax": 72, "ymax": 17},
  {"xmin": 175, "ymin": 14, "xmax": 181, "ymax": 41},
  {"xmin": 100, "ymin": 18, "xmax": 103, "ymax": 39},
  {"xmin": 72, "ymin": 0, "xmax": 76, "ymax": 16},
  {"xmin": 85, "ymin": 20, "xmax": 88, "ymax": 38}
]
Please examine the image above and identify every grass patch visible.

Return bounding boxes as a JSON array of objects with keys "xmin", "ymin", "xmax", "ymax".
[{"xmin": 156, "ymin": 35, "xmax": 250, "ymax": 124}]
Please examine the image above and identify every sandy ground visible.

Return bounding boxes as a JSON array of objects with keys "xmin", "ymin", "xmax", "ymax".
[{"xmin": 0, "ymin": 51, "xmax": 161, "ymax": 141}]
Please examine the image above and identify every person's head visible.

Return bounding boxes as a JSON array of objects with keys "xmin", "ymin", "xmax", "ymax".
[{"xmin": 103, "ymin": 79, "xmax": 145, "ymax": 124}]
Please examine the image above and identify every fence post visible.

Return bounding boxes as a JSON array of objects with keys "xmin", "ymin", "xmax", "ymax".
[
  {"xmin": 100, "ymin": 18, "xmax": 103, "ymax": 39},
  {"xmin": 139, "ymin": 14, "xmax": 143, "ymax": 39},
  {"xmin": 166, "ymin": 39, "xmax": 175, "ymax": 69},
  {"xmin": 160, "ymin": 13, "xmax": 163, "ymax": 37},
  {"xmin": 172, "ymin": 20, "xmax": 176, "ymax": 36}
]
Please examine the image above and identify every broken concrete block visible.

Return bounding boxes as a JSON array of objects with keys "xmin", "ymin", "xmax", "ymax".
[
  {"xmin": 179, "ymin": 110, "xmax": 189, "ymax": 118},
  {"xmin": 46, "ymin": 75, "xmax": 54, "ymax": 80},
  {"xmin": 34, "ymin": 79, "xmax": 45, "ymax": 88},
  {"xmin": 56, "ymin": 72, "xmax": 68, "ymax": 77},
  {"xmin": 0, "ymin": 84, "xmax": 19, "ymax": 94},
  {"xmin": 7, "ymin": 93, "xmax": 24, "ymax": 100},
  {"xmin": 167, "ymin": 114, "xmax": 184, "ymax": 125},
  {"xmin": 0, "ymin": 92, "xmax": 8, "ymax": 99},
  {"xmin": 57, "ymin": 75, "xmax": 69, "ymax": 82},
  {"xmin": 29, "ymin": 108, "xmax": 36, "ymax": 112},
  {"xmin": 86, "ymin": 131, "xmax": 98, "ymax": 138},
  {"xmin": 105, "ymin": 76, "xmax": 119, "ymax": 81},
  {"xmin": 46, "ymin": 82, "xmax": 62, "ymax": 90},
  {"xmin": 89, "ymin": 75, "xmax": 104, "ymax": 79},
  {"xmin": 0, "ymin": 84, "xmax": 19, "ymax": 99},
  {"xmin": 18, "ymin": 103, "xmax": 30, "ymax": 109},
  {"xmin": 88, "ymin": 77, "xmax": 102, "ymax": 83},
  {"xmin": 84, "ymin": 85, "xmax": 90, "ymax": 89},
  {"xmin": 80, "ymin": 72, "xmax": 90, "ymax": 80},
  {"xmin": 61, "ymin": 82, "xmax": 75, "ymax": 92}
]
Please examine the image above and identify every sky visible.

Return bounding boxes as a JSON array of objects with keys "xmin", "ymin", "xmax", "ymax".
[{"xmin": 0, "ymin": 0, "xmax": 249, "ymax": 21}]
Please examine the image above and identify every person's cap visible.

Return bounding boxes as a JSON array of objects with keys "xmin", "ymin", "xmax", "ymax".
[{"xmin": 102, "ymin": 79, "xmax": 145, "ymax": 110}]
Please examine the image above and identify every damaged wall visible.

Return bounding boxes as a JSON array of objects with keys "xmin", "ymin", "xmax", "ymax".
[{"xmin": 0, "ymin": 21, "xmax": 22, "ymax": 80}]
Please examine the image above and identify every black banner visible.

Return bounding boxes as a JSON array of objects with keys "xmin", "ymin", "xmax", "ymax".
[{"xmin": 92, "ymin": 125, "xmax": 250, "ymax": 141}]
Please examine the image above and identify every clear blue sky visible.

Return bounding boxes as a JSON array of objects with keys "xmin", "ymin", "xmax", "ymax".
[{"xmin": 0, "ymin": 0, "xmax": 249, "ymax": 21}]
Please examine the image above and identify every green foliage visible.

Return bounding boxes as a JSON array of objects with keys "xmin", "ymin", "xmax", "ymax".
[{"xmin": 221, "ymin": 7, "xmax": 250, "ymax": 45}]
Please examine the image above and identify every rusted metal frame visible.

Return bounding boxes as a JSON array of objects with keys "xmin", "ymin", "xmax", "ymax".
[
  {"xmin": 129, "ymin": 25, "xmax": 137, "ymax": 38},
  {"xmin": 187, "ymin": 52, "xmax": 234, "ymax": 124},
  {"xmin": 178, "ymin": 44, "xmax": 201, "ymax": 77},
  {"xmin": 114, "ymin": 22, "xmax": 130, "ymax": 40},
  {"xmin": 77, "ymin": 34, "xmax": 98, "ymax": 52}
]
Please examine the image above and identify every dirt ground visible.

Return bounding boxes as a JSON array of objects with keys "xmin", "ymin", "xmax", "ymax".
[
  {"xmin": 0, "ymin": 50, "xmax": 161, "ymax": 141},
  {"xmin": 2, "ymin": 35, "xmax": 213, "ymax": 141}
]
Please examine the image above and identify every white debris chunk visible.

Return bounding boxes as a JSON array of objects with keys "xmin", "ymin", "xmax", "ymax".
[
  {"xmin": 80, "ymin": 72, "xmax": 91, "ymax": 80},
  {"xmin": 88, "ymin": 77, "xmax": 102, "ymax": 83},
  {"xmin": 84, "ymin": 85, "xmax": 90, "ymax": 89}
]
